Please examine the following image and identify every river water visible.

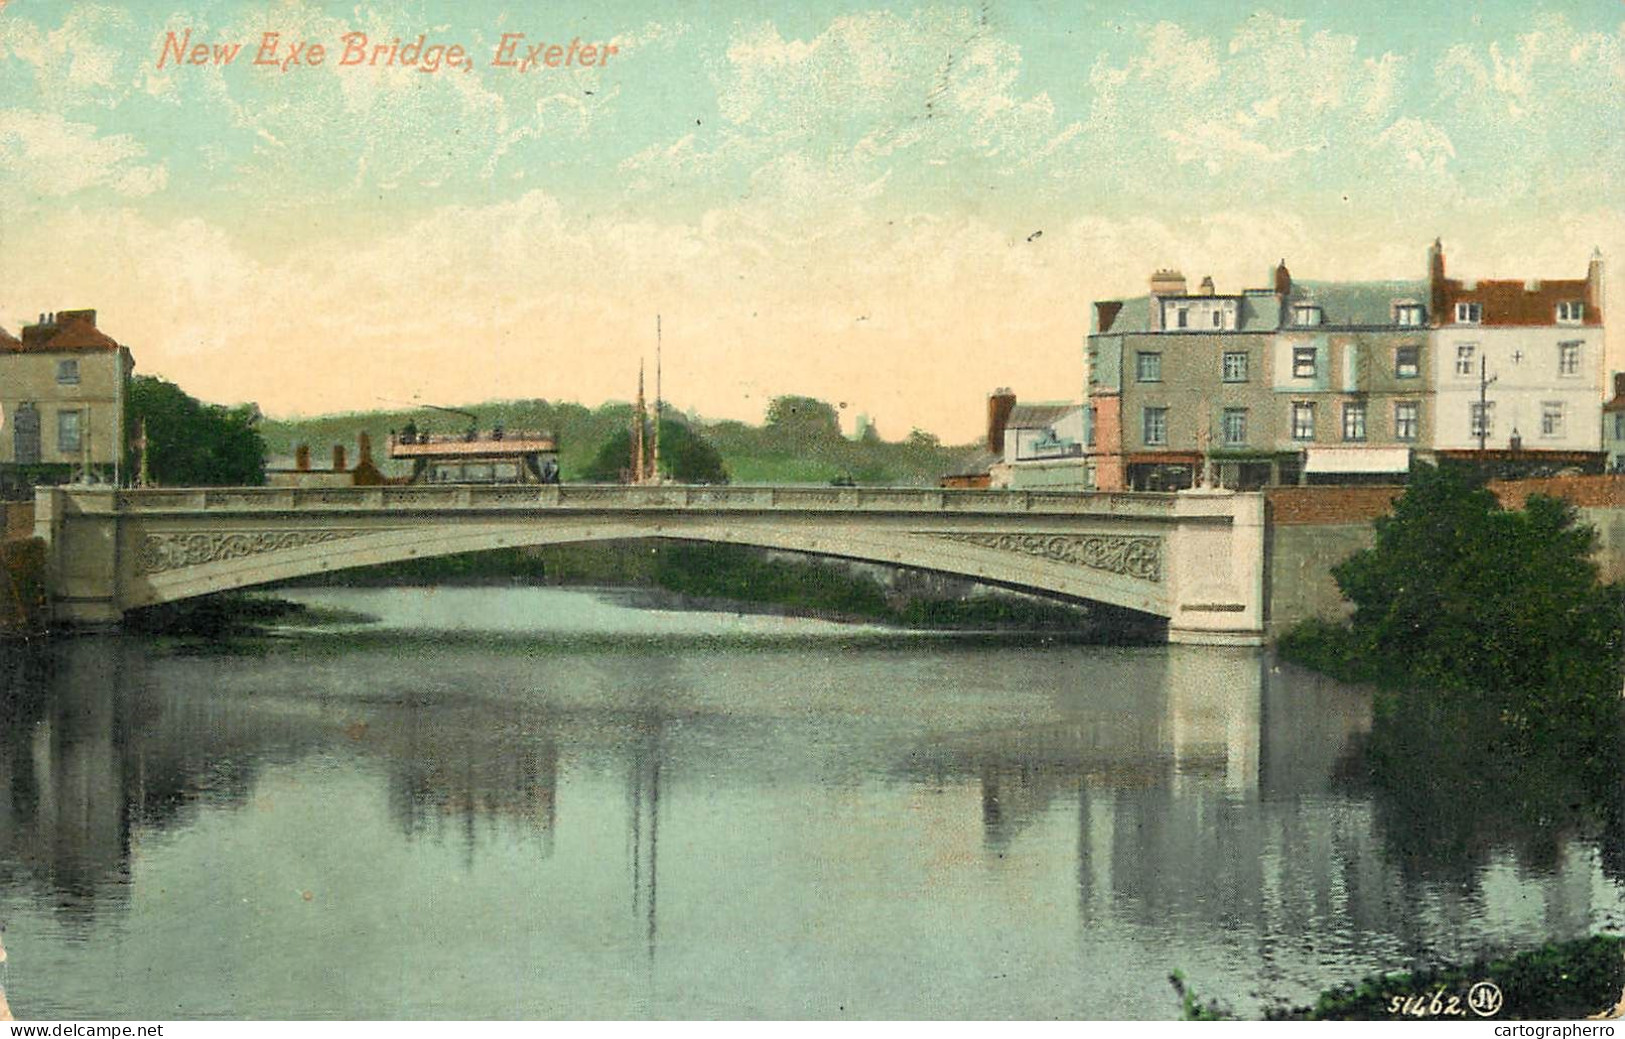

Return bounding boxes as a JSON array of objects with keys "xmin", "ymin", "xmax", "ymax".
[{"xmin": 0, "ymin": 586, "xmax": 1620, "ymax": 1020}]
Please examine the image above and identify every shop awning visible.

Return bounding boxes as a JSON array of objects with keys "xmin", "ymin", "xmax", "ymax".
[{"xmin": 1303, "ymin": 447, "xmax": 1412, "ymax": 474}]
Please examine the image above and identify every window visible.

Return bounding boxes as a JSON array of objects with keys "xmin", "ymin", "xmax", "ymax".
[
  {"xmin": 55, "ymin": 360, "xmax": 79, "ymax": 385},
  {"xmin": 57, "ymin": 409, "xmax": 81, "ymax": 453},
  {"xmin": 1557, "ymin": 301, "xmax": 1585, "ymax": 324},
  {"xmin": 1176, "ymin": 308, "xmax": 1189, "ymax": 329},
  {"xmin": 1292, "ymin": 346, "xmax": 1317, "ymax": 379},
  {"xmin": 1616, "ymin": 413, "xmax": 1625, "ymax": 441},
  {"xmin": 1394, "ymin": 303, "xmax": 1426, "ymax": 326},
  {"xmin": 1293, "ymin": 304, "xmax": 1323, "ymax": 327},
  {"xmin": 1542, "ymin": 402, "xmax": 1565, "ymax": 438},
  {"xmin": 1455, "ymin": 301, "xmax": 1482, "ymax": 324},
  {"xmin": 1470, "ymin": 401, "xmax": 1495, "ymax": 441},
  {"xmin": 1142, "ymin": 407, "xmax": 1168, "ymax": 446},
  {"xmin": 1222, "ymin": 351, "xmax": 1249, "ymax": 382},
  {"xmin": 1395, "ymin": 401, "xmax": 1419, "ymax": 442},
  {"xmin": 1559, "ymin": 341, "xmax": 1582, "ymax": 377},
  {"xmin": 1136, "ymin": 351, "xmax": 1162, "ymax": 382},
  {"xmin": 1222, "ymin": 408, "xmax": 1248, "ymax": 446},
  {"xmin": 1084, "ymin": 406, "xmax": 1097, "ymax": 448},
  {"xmin": 1291, "ymin": 402, "xmax": 1315, "ymax": 440},
  {"xmin": 1456, "ymin": 343, "xmax": 1477, "ymax": 377},
  {"xmin": 1393, "ymin": 346, "xmax": 1420, "ymax": 379},
  {"xmin": 1342, "ymin": 401, "xmax": 1367, "ymax": 442},
  {"xmin": 1211, "ymin": 309, "xmax": 1223, "ymax": 328}
]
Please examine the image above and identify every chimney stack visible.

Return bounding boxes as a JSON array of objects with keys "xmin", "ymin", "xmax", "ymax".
[
  {"xmin": 332, "ymin": 445, "xmax": 347, "ymax": 472},
  {"xmin": 1149, "ymin": 269, "xmax": 1188, "ymax": 298},
  {"xmin": 358, "ymin": 431, "xmax": 373, "ymax": 465},
  {"xmin": 1272, "ymin": 260, "xmax": 1292, "ymax": 296},
  {"xmin": 1613, "ymin": 372, "xmax": 1625, "ymax": 400},
  {"xmin": 1198, "ymin": 276, "xmax": 1216, "ymax": 296},
  {"xmin": 295, "ymin": 444, "xmax": 311, "ymax": 471},
  {"xmin": 987, "ymin": 388, "xmax": 1016, "ymax": 454}
]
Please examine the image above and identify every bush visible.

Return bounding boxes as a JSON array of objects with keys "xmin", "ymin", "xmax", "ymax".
[{"xmin": 1292, "ymin": 464, "xmax": 1624, "ymax": 755}]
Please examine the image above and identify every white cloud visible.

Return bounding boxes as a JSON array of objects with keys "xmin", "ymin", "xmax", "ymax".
[
  {"xmin": 0, "ymin": 109, "xmax": 166, "ymax": 199},
  {"xmin": 1088, "ymin": 13, "xmax": 1406, "ymax": 179},
  {"xmin": 1376, "ymin": 118, "xmax": 1455, "ymax": 175}
]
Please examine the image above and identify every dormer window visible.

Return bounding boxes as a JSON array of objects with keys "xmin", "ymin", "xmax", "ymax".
[
  {"xmin": 1557, "ymin": 301, "xmax": 1585, "ymax": 325},
  {"xmin": 1292, "ymin": 304, "xmax": 1323, "ymax": 327},
  {"xmin": 1394, "ymin": 303, "xmax": 1426, "ymax": 326},
  {"xmin": 1455, "ymin": 301, "xmax": 1482, "ymax": 324}
]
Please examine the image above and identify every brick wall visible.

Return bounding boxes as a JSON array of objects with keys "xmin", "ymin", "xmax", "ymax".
[
  {"xmin": 3, "ymin": 502, "xmax": 35, "ymax": 542},
  {"xmin": 1264, "ymin": 486, "xmax": 1403, "ymax": 526},
  {"xmin": 1488, "ymin": 474, "xmax": 1625, "ymax": 510},
  {"xmin": 1265, "ymin": 475, "xmax": 1625, "ymax": 526}
]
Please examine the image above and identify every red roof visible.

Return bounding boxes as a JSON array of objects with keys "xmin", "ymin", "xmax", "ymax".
[
  {"xmin": 1439, "ymin": 277, "xmax": 1601, "ymax": 327},
  {"xmin": 2, "ymin": 310, "xmax": 121, "ymax": 354}
]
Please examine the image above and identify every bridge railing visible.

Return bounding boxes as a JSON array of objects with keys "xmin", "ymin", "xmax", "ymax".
[{"xmin": 97, "ymin": 484, "xmax": 1185, "ymax": 515}]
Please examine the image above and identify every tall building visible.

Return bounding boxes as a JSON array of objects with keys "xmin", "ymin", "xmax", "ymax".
[
  {"xmin": 0, "ymin": 310, "xmax": 135, "ymax": 494},
  {"xmin": 1428, "ymin": 242, "xmax": 1606, "ymax": 464},
  {"xmin": 1085, "ymin": 244, "xmax": 1607, "ymax": 490}
]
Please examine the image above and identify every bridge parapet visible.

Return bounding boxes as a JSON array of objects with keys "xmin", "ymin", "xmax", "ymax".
[
  {"xmin": 107, "ymin": 484, "xmax": 1185, "ymax": 516},
  {"xmin": 37, "ymin": 485, "xmax": 1262, "ymax": 644}
]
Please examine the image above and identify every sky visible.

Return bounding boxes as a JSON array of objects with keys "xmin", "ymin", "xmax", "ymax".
[{"xmin": 0, "ymin": 0, "xmax": 1621, "ymax": 442}]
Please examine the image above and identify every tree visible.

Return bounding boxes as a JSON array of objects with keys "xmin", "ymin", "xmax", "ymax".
[
  {"xmin": 1328, "ymin": 463, "xmax": 1622, "ymax": 747},
  {"xmin": 126, "ymin": 375, "xmax": 267, "ymax": 486},
  {"xmin": 763, "ymin": 395, "xmax": 842, "ymax": 442},
  {"xmin": 580, "ymin": 418, "xmax": 729, "ymax": 484}
]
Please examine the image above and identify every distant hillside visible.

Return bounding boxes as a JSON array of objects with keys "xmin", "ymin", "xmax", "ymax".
[{"xmin": 259, "ymin": 397, "xmax": 977, "ymax": 487}]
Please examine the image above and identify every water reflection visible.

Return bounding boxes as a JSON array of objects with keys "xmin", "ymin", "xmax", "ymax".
[{"xmin": 0, "ymin": 591, "xmax": 1620, "ymax": 1018}]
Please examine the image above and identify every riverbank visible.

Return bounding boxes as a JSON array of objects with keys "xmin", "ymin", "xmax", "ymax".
[
  {"xmin": 1280, "ymin": 934, "xmax": 1625, "ymax": 1020},
  {"xmin": 0, "ymin": 502, "xmax": 45, "ymax": 636}
]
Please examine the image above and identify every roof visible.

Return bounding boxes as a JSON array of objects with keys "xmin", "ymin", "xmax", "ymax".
[
  {"xmin": 1096, "ymin": 296, "xmax": 1151, "ymax": 334},
  {"xmin": 2, "ymin": 310, "xmax": 121, "ymax": 354},
  {"xmin": 1004, "ymin": 403, "xmax": 1078, "ymax": 429},
  {"xmin": 1440, "ymin": 277, "xmax": 1599, "ymax": 327},
  {"xmin": 943, "ymin": 448, "xmax": 1002, "ymax": 478},
  {"xmin": 1288, "ymin": 280, "xmax": 1429, "ymax": 327},
  {"xmin": 0, "ymin": 326, "xmax": 18, "ymax": 350}
]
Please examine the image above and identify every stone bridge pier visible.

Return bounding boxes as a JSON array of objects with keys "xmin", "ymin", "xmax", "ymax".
[{"xmin": 33, "ymin": 485, "xmax": 1266, "ymax": 645}]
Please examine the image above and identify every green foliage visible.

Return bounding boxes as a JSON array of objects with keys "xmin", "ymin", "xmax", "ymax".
[
  {"xmin": 1274, "ymin": 935, "xmax": 1625, "ymax": 1020},
  {"xmin": 580, "ymin": 417, "xmax": 730, "ymax": 484},
  {"xmin": 764, "ymin": 395, "xmax": 843, "ymax": 441},
  {"xmin": 127, "ymin": 375, "xmax": 267, "ymax": 486},
  {"xmin": 1296, "ymin": 463, "xmax": 1624, "ymax": 752},
  {"xmin": 1168, "ymin": 970, "xmax": 1233, "ymax": 1020},
  {"xmin": 651, "ymin": 542, "xmax": 893, "ymax": 619},
  {"xmin": 259, "ymin": 396, "xmax": 970, "ymax": 487},
  {"xmin": 1280, "ymin": 462, "xmax": 1625, "ymax": 884}
]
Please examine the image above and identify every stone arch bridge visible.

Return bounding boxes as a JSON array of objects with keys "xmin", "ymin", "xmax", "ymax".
[{"xmin": 33, "ymin": 484, "xmax": 1266, "ymax": 645}]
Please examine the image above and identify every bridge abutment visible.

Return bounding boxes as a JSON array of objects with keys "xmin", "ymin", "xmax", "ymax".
[
  {"xmin": 35, "ymin": 488, "xmax": 124, "ymax": 628},
  {"xmin": 1165, "ymin": 490, "xmax": 1266, "ymax": 647}
]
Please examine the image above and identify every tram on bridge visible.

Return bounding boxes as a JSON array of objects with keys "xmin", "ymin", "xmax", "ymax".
[{"xmin": 388, "ymin": 425, "xmax": 560, "ymax": 485}]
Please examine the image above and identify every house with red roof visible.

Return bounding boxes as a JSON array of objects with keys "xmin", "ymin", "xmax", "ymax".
[{"xmin": 0, "ymin": 310, "xmax": 135, "ymax": 494}]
